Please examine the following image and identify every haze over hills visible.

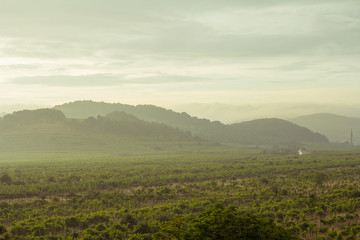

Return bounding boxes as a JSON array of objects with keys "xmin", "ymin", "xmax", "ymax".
[
  {"xmin": 0, "ymin": 108, "xmax": 203, "ymax": 156},
  {"xmin": 54, "ymin": 100, "xmax": 328, "ymax": 146},
  {"xmin": 229, "ymin": 118, "xmax": 328, "ymax": 146},
  {"xmin": 170, "ymin": 103, "xmax": 360, "ymax": 124},
  {"xmin": 0, "ymin": 101, "xmax": 330, "ymax": 157},
  {"xmin": 291, "ymin": 113, "xmax": 360, "ymax": 145}
]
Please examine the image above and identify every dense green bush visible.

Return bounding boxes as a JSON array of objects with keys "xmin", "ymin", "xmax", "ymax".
[{"xmin": 155, "ymin": 204, "xmax": 300, "ymax": 240}]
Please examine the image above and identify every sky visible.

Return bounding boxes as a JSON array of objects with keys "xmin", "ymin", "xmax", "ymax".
[{"xmin": 0, "ymin": 0, "xmax": 359, "ymax": 121}]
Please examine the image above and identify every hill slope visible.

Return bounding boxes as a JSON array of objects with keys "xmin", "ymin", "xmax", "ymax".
[
  {"xmin": 229, "ymin": 118, "xmax": 328, "ymax": 145},
  {"xmin": 291, "ymin": 113, "xmax": 360, "ymax": 145},
  {"xmin": 55, "ymin": 101, "xmax": 328, "ymax": 145},
  {"xmin": 54, "ymin": 100, "xmax": 229, "ymax": 141},
  {"xmin": 0, "ymin": 109, "xmax": 204, "ymax": 157}
]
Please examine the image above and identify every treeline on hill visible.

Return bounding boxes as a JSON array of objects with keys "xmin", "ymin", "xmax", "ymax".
[
  {"xmin": 54, "ymin": 100, "xmax": 328, "ymax": 145},
  {"xmin": 78, "ymin": 111, "xmax": 192, "ymax": 141},
  {"xmin": 0, "ymin": 109, "xmax": 202, "ymax": 154},
  {"xmin": 0, "ymin": 109, "xmax": 193, "ymax": 141}
]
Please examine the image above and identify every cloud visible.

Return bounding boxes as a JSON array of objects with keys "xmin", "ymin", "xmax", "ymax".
[
  {"xmin": 10, "ymin": 75, "xmax": 124, "ymax": 87},
  {"xmin": 0, "ymin": 64, "xmax": 40, "ymax": 71},
  {"xmin": 9, "ymin": 73, "xmax": 210, "ymax": 87},
  {"xmin": 1, "ymin": 0, "xmax": 359, "ymax": 59},
  {"xmin": 0, "ymin": 0, "xmax": 359, "ymax": 107}
]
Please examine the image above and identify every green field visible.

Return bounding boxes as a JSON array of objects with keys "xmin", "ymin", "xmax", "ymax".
[{"xmin": 0, "ymin": 146, "xmax": 360, "ymax": 239}]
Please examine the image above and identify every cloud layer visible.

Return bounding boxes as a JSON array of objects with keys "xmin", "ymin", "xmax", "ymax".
[{"xmin": 0, "ymin": 0, "xmax": 359, "ymax": 115}]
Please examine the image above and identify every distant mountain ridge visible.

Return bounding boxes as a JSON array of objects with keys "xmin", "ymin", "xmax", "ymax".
[
  {"xmin": 54, "ymin": 101, "xmax": 328, "ymax": 145},
  {"xmin": 291, "ymin": 113, "xmax": 360, "ymax": 145}
]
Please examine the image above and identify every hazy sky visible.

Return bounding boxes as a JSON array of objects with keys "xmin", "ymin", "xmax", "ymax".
[{"xmin": 0, "ymin": 0, "xmax": 359, "ymax": 118}]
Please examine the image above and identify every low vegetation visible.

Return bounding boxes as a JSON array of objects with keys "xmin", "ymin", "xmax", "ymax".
[{"xmin": 0, "ymin": 148, "xmax": 360, "ymax": 239}]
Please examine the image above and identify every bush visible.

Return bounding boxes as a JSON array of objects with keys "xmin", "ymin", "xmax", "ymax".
[
  {"xmin": 0, "ymin": 173, "xmax": 12, "ymax": 184},
  {"xmin": 156, "ymin": 204, "xmax": 300, "ymax": 240}
]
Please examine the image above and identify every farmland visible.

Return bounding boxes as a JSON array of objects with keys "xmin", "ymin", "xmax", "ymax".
[{"xmin": 1, "ymin": 147, "xmax": 360, "ymax": 239}]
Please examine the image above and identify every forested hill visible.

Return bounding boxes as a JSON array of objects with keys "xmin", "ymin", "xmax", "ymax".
[
  {"xmin": 291, "ymin": 113, "xmax": 360, "ymax": 145},
  {"xmin": 54, "ymin": 100, "xmax": 229, "ymax": 141},
  {"xmin": 0, "ymin": 109, "xmax": 201, "ymax": 155},
  {"xmin": 229, "ymin": 118, "xmax": 328, "ymax": 145},
  {"xmin": 1, "ymin": 108, "xmax": 67, "ymax": 124},
  {"xmin": 54, "ymin": 101, "xmax": 328, "ymax": 145}
]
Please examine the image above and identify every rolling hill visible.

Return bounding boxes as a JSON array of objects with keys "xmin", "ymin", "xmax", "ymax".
[
  {"xmin": 228, "ymin": 118, "xmax": 328, "ymax": 145},
  {"xmin": 0, "ymin": 109, "xmax": 206, "ymax": 157},
  {"xmin": 291, "ymin": 113, "xmax": 360, "ymax": 145},
  {"xmin": 54, "ymin": 101, "xmax": 328, "ymax": 145}
]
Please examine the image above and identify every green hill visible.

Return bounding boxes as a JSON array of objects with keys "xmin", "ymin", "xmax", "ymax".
[
  {"xmin": 54, "ymin": 101, "xmax": 328, "ymax": 146},
  {"xmin": 0, "ymin": 109, "xmax": 206, "ymax": 158},
  {"xmin": 54, "ymin": 100, "xmax": 228, "ymax": 142},
  {"xmin": 229, "ymin": 118, "xmax": 328, "ymax": 145},
  {"xmin": 291, "ymin": 113, "xmax": 360, "ymax": 145}
]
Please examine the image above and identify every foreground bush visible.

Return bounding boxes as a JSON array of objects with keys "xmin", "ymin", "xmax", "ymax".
[{"xmin": 155, "ymin": 204, "xmax": 300, "ymax": 240}]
